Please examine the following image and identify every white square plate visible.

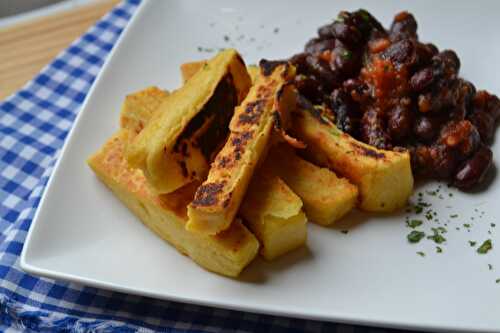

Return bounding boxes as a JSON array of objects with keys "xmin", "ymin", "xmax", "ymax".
[{"xmin": 21, "ymin": 0, "xmax": 500, "ymax": 331}]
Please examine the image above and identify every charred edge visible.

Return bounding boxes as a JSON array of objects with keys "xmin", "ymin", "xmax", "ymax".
[
  {"xmin": 179, "ymin": 160, "xmax": 188, "ymax": 178},
  {"xmin": 231, "ymin": 131, "xmax": 253, "ymax": 161},
  {"xmin": 192, "ymin": 182, "xmax": 225, "ymax": 207},
  {"xmin": 222, "ymin": 193, "xmax": 232, "ymax": 208},
  {"xmin": 231, "ymin": 131, "xmax": 253, "ymax": 151},
  {"xmin": 350, "ymin": 142, "xmax": 386, "ymax": 159},
  {"xmin": 173, "ymin": 74, "xmax": 237, "ymax": 162},
  {"xmin": 180, "ymin": 142, "xmax": 188, "ymax": 157},
  {"xmin": 273, "ymin": 111, "xmax": 282, "ymax": 131},
  {"xmin": 296, "ymin": 94, "xmax": 328, "ymax": 125},
  {"xmin": 217, "ymin": 155, "xmax": 233, "ymax": 168},
  {"xmin": 259, "ymin": 59, "xmax": 287, "ymax": 76},
  {"xmin": 238, "ymin": 99, "xmax": 265, "ymax": 125}
]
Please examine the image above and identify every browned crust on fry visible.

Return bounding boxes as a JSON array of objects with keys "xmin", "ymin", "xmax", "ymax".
[{"xmin": 191, "ymin": 182, "xmax": 225, "ymax": 206}]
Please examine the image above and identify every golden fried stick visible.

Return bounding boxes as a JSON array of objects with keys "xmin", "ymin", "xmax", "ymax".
[
  {"xmin": 88, "ymin": 130, "xmax": 259, "ymax": 277},
  {"xmin": 126, "ymin": 49, "xmax": 251, "ymax": 193},
  {"xmin": 120, "ymin": 86, "xmax": 169, "ymax": 139},
  {"xmin": 186, "ymin": 62, "xmax": 296, "ymax": 235},
  {"xmin": 266, "ymin": 145, "xmax": 358, "ymax": 225},
  {"xmin": 240, "ymin": 162, "xmax": 307, "ymax": 260},
  {"xmin": 291, "ymin": 99, "xmax": 413, "ymax": 212}
]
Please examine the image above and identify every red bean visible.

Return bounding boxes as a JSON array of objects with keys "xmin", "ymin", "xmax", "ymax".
[
  {"xmin": 468, "ymin": 111, "xmax": 495, "ymax": 143},
  {"xmin": 410, "ymin": 67, "xmax": 434, "ymax": 92},
  {"xmin": 305, "ymin": 38, "xmax": 336, "ymax": 55},
  {"xmin": 413, "ymin": 116, "xmax": 442, "ymax": 141},
  {"xmin": 389, "ymin": 11, "xmax": 418, "ymax": 41},
  {"xmin": 361, "ymin": 108, "xmax": 392, "ymax": 149},
  {"xmin": 387, "ymin": 104, "xmax": 413, "ymax": 141},
  {"xmin": 454, "ymin": 145, "xmax": 493, "ymax": 189}
]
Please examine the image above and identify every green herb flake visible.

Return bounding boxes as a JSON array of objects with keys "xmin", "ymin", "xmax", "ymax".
[
  {"xmin": 450, "ymin": 214, "xmax": 458, "ymax": 218},
  {"xmin": 469, "ymin": 241, "xmax": 477, "ymax": 247},
  {"xmin": 407, "ymin": 230, "xmax": 426, "ymax": 243},
  {"xmin": 406, "ymin": 219, "xmax": 423, "ymax": 229},
  {"xmin": 463, "ymin": 223, "xmax": 471, "ymax": 228},
  {"xmin": 358, "ymin": 9, "xmax": 371, "ymax": 22},
  {"xmin": 341, "ymin": 230, "xmax": 349, "ymax": 234},
  {"xmin": 496, "ymin": 279, "xmax": 500, "ymax": 284},
  {"xmin": 488, "ymin": 264, "xmax": 493, "ymax": 270},
  {"xmin": 426, "ymin": 190, "xmax": 437, "ymax": 196},
  {"xmin": 477, "ymin": 239, "xmax": 493, "ymax": 254},
  {"xmin": 341, "ymin": 50, "xmax": 352, "ymax": 60},
  {"xmin": 417, "ymin": 251, "xmax": 426, "ymax": 257},
  {"xmin": 449, "ymin": 193, "xmax": 453, "ymax": 197},
  {"xmin": 436, "ymin": 246, "xmax": 443, "ymax": 253},
  {"xmin": 414, "ymin": 206, "xmax": 423, "ymax": 214},
  {"xmin": 425, "ymin": 211, "xmax": 433, "ymax": 221},
  {"xmin": 428, "ymin": 233, "xmax": 446, "ymax": 244},
  {"xmin": 491, "ymin": 223, "xmax": 496, "ymax": 228}
]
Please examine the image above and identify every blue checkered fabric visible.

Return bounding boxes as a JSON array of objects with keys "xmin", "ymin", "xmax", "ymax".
[{"xmin": 0, "ymin": 1, "xmax": 419, "ymax": 332}]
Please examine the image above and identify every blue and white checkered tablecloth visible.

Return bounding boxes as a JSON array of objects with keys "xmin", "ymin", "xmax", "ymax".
[{"xmin": 0, "ymin": 1, "xmax": 422, "ymax": 332}]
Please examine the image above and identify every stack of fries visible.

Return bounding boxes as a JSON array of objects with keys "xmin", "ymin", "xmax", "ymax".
[{"xmin": 88, "ymin": 49, "xmax": 414, "ymax": 277}]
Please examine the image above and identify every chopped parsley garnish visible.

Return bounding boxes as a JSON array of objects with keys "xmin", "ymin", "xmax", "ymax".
[
  {"xmin": 358, "ymin": 9, "xmax": 371, "ymax": 22},
  {"xmin": 477, "ymin": 239, "xmax": 493, "ymax": 254},
  {"xmin": 463, "ymin": 223, "xmax": 471, "ymax": 228},
  {"xmin": 407, "ymin": 230, "xmax": 426, "ymax": 243},
  {"xmin": 491, "ymin": 223, "xmax": 496, "ymax": 228},
  {"xmin": 469, "ymin": 241, "xmax": 477, "ymax": 247},
  {"xmin": 436, "ymin": 246, "xmax": 443, "ymax": 253},
  {"xmin": 448, "ymin": 193, "xmax": 453, "ymax": 197},
  {"xmin": 433, "ymin": 227, "xmax": 447, "ymax": 234},
  {"xmin": 273, "ymin": 27, "xmax": 280, "ymax": 34},
  {"xmin": 414, "ymin": 206, "xmax": 423, "ymax": 214},
  {"xmin": 496, "ymin": 279, "xmax": 500, "ymax": 284},
  {"xmin": 335, "ymin": 14, "xmax": 345, "ymax": 23},
  {"xmin": 427, "ymin": 232, "xmax": 446, "ymax": 244},
  {"xmin": 341, "ymin": 50, "xmax": 352, "ymax": 60},
  {"xmin": 341, "ymin": 230, "xmax": 349, "ymax": 234},
  {"xmin": 223, "ymin": 35, "xmax": 230, "ymax": 42},
  {"xmin": 450, "ymin": 214, "xmax": 458, "ymax": 218},
  {"xmin": 406, "ymin": 219, "xmax": 423, "ymax": 229},
  {"xmin": 488, "ymin": 264, "xmax": 493, "ymax": 270},
  {"xmin": 417, "ymin": 251, "xmax": 426, "ymax": 257}
]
